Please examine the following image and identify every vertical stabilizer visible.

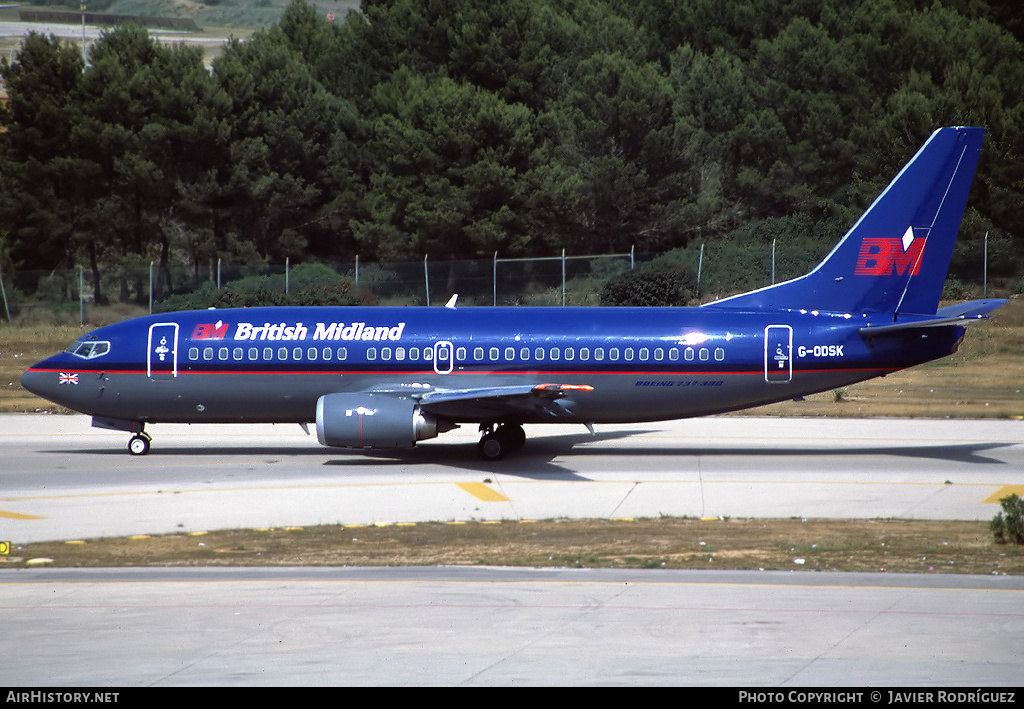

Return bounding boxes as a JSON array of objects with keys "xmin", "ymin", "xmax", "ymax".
[{"xmin": 706, "ymin": 127, "xmax": 985, "ymax": 316}]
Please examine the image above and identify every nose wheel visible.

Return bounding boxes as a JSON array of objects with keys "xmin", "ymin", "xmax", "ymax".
[
  {"xmin": 128, "ymin": 432, "xmax": 152, "ymax": 456},
  {"xmin": 477, "ymin": 423, "xmax": 526, "ymax": 461}
]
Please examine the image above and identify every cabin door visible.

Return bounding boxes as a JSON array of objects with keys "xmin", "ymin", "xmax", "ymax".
[
  {"xmin": 147, "ymin": 323, "xmax": 179, "ymax": 380},
  {"xmin": 432, "ymin": 340, "xmax": 454, "ymax": 374},
  {"xmin": 764, "ymin": 325, "xmax": 792, "ymax": 383}
]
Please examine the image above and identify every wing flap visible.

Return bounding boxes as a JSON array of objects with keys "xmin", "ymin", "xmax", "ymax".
[{"xmin": 419, "ymin": 383, "xmax": 593, "ymax": 421}]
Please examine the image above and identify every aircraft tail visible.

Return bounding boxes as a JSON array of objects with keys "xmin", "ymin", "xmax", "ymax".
[{"xmin": 705, "ymin": 127, "xmax": 985, "ymax": 316}]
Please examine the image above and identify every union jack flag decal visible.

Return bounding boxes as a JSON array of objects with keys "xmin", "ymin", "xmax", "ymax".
[{"xmin": 58, "ymin": 372, "xmax": 79, "ymax": 385}]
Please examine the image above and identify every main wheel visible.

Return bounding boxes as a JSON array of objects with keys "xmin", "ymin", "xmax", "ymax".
[
  {"xmin": 128, "ymin": 434, "xmax": 150, "ymax": 456},
  {"xmin": 477, "ymin": 431, "xmax": 508, "ymax": 461}
]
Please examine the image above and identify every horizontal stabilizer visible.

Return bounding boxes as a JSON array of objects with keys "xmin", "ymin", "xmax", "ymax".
[{"xmin": 858, "ymin": 298, "xmax": 1009, "ymax": 336}]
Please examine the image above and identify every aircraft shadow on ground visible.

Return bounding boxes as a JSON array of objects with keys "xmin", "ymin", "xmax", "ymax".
[
  {"xmin": 47, "ymin": 429, "xmax": 1014, "ymax": 476},
  {"xmin": 324, "ymin": 430, "xmax": 1015, "ymax": 476}
]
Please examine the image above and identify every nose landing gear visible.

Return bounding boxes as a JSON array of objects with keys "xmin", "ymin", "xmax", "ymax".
[
  {"xmin": 477, "ymin": 423, "xmax": 526, "ymax": 461},
  {"xmin": 128, "ymin": 431, "xmax": 152, "ymax": 456}
]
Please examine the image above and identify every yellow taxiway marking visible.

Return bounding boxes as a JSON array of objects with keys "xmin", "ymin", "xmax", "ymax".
[
  {"xmin": 0, "ymin": 510, "xmax": 44, "ymax": 520},
  {"xmin": 455, "ymin": 482, "xmax": 510, "ymax": 502},
  {"xmin": 983, "ymin": 486, "xmax": 1024, "ymax": 504}
]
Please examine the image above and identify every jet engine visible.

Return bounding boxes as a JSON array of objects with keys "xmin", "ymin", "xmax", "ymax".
[{"xmin": 315, "ymin": 393, "xmax": 452, "ymax": 449}]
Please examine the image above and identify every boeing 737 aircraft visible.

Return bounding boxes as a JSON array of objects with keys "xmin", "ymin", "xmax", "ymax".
[{"xmin": 22, "ymin": 126, "xmax": 1008, "ymax": 460}]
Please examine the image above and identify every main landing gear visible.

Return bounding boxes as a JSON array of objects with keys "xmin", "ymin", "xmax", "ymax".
[
  {"xmin": 476, "ymin": 423, "xmax": 526, "ymax": 461},
  {"xmin": 128, "ymin": 431, "xmax": 152, "ymax": 456}
]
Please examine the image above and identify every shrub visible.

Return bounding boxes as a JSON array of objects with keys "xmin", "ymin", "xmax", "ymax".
[
  {"xmin": 600, "ymin": 263, "xmax": 694, "ymax": 307},
  {"xmin": 991, "ymin": 494, "xmax": 1024, "ymax": 544}
]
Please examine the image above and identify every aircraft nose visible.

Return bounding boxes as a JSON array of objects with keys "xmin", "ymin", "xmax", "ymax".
[{"xmin": 20, "ymin": 366, "xmax": 53, "ymax": 399}]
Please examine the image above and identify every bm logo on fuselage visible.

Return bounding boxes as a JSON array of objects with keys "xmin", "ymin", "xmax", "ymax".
[
  {"xmin": 192, "ymin": 321, "xmax": 229, "ymax": 340},
  {"xmin": 854, "ymin": 227, "xmax": 925, "ymax": 276}
]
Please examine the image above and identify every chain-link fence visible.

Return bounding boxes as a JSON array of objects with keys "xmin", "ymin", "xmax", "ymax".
[{"xmin": 0, "ymin": 236, "xmax": 1013, "ymax": 325}]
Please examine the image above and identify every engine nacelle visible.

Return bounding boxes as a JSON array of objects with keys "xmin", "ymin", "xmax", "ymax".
[{"xmin": 315, "ymin": 393, "xmax": 449, "ymax": 449}]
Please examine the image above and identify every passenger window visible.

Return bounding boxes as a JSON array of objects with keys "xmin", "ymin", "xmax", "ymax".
[
  {"xmin": 549, "ymin": 347, "xmax": 560, "ymax": 360},
  {"xmin": 699, "ymin": 348, "xmax": 709, "ymax": 361},
  {"xmin": 409, "ymin": 347, "xmax": 419, "ymax": 360},
  {"xmin": 520, "ymin": 347, "xmax": 530, "ymax": 360},
  {"xmin": 218, "ymin": 347, "xmax": 228, "ymax": 360},
  {"xmin": 490, "ymin": 347, "xmax": 499, "ymax": 360},
  {"xmin": 685, "ymin": 347, "xmax": 694, "ymax": 361},
  {"xmin": 534, "ymin": 347, "xmax": 544, "ymax": 360},
  {"xmin": 337, "ymin": 347, "xmax": 348, "ymax": 361},
  {"xmin": 715, "ymin": 347, "xmax": 725, "ymax": 361},
  {"xmin": 366, "ymin": 347, "xmax": 377, "ymax": 360},
  {"xmin": 308, "ymin": 347, "xmax": 318, "ymax": 360},
  {"xmin": 278, "ymin": 347, "xmax": 288, "ymax": 360},
  {"xmin": 322, "ymin": 348, "xmax": 332, "ymax": 360},
  {"xmin": 233, "ymin": 348, "xmax": 243, "ymax": 360},
  {"xmin": 395, "ymin": 347, "xmax": 405, "ymax": 361},
  {"xmin": 382, "ymin": 348, "xmax": 392, "ymax": 361},
  {"xmin": 639, "ymin": 348, "xmax": 649, "ymax": 361},
  {"xmin": 624, "ymin": 348, "xmax": 634, "ymax": 361},
  {"xmin": 474, "ymin": 347, "xmax": 484, "ymax": 361},
  {"xmin": 655, "ymin": 348, "xmax": 664, "ymax": 361},
  {"xmin": 595, "ymin": 348, "xmax": 604, "ymax": 361},
  {"xmin": 248, "ymin": 348, "xmax": 258, "ymax": 360},
  {"xmin": 505, "ymin": 347, "xmax": 515, "ymax": 360},
  {"xmin": 564, "ymin": 347, "xmax": 574, "ymax": 361},
  {"xmin": 292, "ymin": 347, "xmax": 302, "ymax": 360},
  {"xmin": 609, "ymin": 347, "xmax": 619, "ymax": 361},
  {"xmin": 188, "ymin": 347, "xmax": 199, "ymax": 361},
  {"xmin": 203, "ymin": 347, "xmax": 213, "ymax": 361},
  {"xmin": 669, "ymin": 348, "xmax": 679, "ymax": 361},
  {"xmin": 580, "ymin": 348, "xmax": 589, "ymax": 361},
  {"xmin": 456, "ymin": 347, "xmax": 466, "ymax": 360}
]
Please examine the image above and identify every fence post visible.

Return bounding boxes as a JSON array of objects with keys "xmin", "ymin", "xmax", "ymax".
[
  {"xmin": 697, "ymin": 243, "xmax": 704, "ymax": 298},
  {"xmin": 217, "ymin": 258, "xmax": 221, "ymax": 290},
  {"xmin": 630, "ymin": 244, "xmax": 634, "ymax": 270},
  {"xmin": 424, "ymin": 253, "xmax": 429, "ymax": 306},
  {"xmin": 771, "ymin": 238, "xmax": 776, "ymax": 285},
  {"xmin": 0, "ymin": 263, "xmax": 11, "ymax": 324},
  {"xmin": 148, "ymin": 261, "xmax": 153, "ymax": 314},
  {"xmin": 80, "ymin": 267, "xmax": 85, "ymax": 325},
  {"xmin": 984, "ymin": 231, "xmax": 988, "ymax": 297},
  {"xmin": 355, "ymin": 254, "xmax": 359, "ymax": 285},
  {"xmin": 561, "ymin": 249, "xmax": 566, "ymax": 306},
  {"xmin": 285, "ymin": 257, "xmax": 290, "ymax": 295},
  {"xmin": 493, "ymin": 251, "xmax": 498, "ymax": 306}
]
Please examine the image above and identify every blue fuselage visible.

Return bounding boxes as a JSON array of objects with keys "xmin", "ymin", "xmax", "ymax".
[{"xmin": 22, "ymin": 305, "xmax": 964, "ymax": 425}]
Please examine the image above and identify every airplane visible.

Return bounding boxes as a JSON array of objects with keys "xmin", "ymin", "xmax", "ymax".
[{"xmin": 21, "ymin": 126, "xmax": 1008, "ymax": 461}]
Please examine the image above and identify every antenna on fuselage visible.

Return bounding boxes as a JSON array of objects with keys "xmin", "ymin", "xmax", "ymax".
[{"xmin": 445, "ymin": 294, "xmax": 458, "ymax": 309}]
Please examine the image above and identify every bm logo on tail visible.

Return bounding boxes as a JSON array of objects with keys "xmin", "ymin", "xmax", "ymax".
[{"xmin": 854, "ymin": 226, "xmax": 925, "ymax": 276}]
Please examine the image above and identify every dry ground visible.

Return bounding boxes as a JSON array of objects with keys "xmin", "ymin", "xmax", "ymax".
[{"xmin": 4, "ymin": 518, "xmax": 1023, "ymax": 575}]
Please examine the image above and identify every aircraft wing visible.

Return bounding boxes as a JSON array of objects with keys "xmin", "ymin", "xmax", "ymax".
[
  {"xmin": 415, "ymin": 383, "xmax": 593, "ymax": 421},
  {"xmin": 858, "ymin": 299, "xmax": 1009, "ymax": 337}
]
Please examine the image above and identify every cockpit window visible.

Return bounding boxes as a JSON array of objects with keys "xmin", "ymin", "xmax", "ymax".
[{"xmin": 64, "ymin": 340, "xmax": 111, "ymax": 359}]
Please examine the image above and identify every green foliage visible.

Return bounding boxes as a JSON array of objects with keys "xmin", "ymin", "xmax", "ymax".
[
  {"xmin": 2, "ymin": 0, "xmax": 1024, "ymax": 297},
  {"xmin": 600, "ymin": 262, "xmax": 694, "ymax": 306},
  {"xmin": 991, "ymin": 494, "xmax": 1024, "ymax": 545},
  {"xmin": 156, "ymin": 263, "xmax": 365, "ymax": 311}
]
